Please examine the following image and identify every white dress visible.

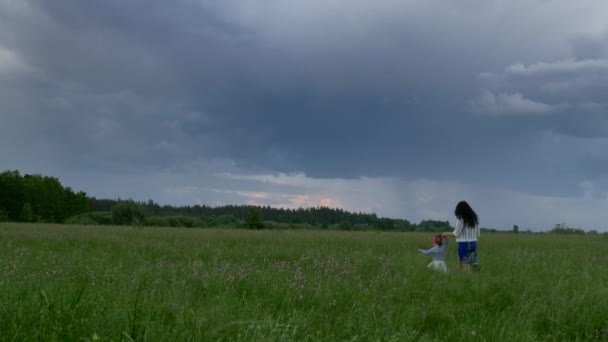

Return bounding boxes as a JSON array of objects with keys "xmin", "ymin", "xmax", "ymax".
[
  {"xmin": 419, "ymin": 238, "xmax": 449, "ymax": 273},
  {"xmin": 427, "ymin": 260, "xmax": 447, "ymax": 273}
]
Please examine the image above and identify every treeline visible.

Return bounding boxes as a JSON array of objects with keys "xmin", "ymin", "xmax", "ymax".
[
  {"xmin": 0, "ymin": 169, "xmax": 452, "ymax": 231},
  {"xmin": 4, "ymin": 170, "xmax": 604, "ymax": 234},
  {"xmin": 549, "ymin": 223, "xmax": 598, "ymax": 235},
  {"xmin": 87, "ymin": 197, "xmax": 452, "ymax": 232},
  {"xmin": 0, "ymin": 170, "xmax": 89, "ymax": 223}
]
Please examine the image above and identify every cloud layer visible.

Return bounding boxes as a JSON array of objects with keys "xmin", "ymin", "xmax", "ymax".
[{"xmin": 2, "ymin": 0, "xmax": 608, "ymax": 230}]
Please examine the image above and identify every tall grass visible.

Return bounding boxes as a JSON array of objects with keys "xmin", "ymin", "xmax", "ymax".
[{"xmin": 0, "ymin": 223, "xmax": 606, "ymax": 341}]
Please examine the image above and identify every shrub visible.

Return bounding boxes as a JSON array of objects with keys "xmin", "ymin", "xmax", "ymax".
[
  {"xmin": 19, "ymin": 203, "xmax": 34, "ymax": 222},
  {"xmin": 0, "ymin": 208, "xmax": 8, "ymax": 222},
  {"xmin": 144, "ymin": 216, "xmax": 208, "ymax": 228},
  {"xmin": 111, "ymin": 201, "xmax": 146, "ymax": 226},
  {"xmin": 208, "ymin": 215, "xmax": 238, "ymax": 227},
  {"xmin": 64, "ymin": 215, "xmax": 99, "ymax": 225},
  {"xmin": 246, "ymin": 207, "xmax": 264, "ymax": 230},
  {"xmin": 65, "ymin": 211, "xmax": 113, "ymax": 225}
]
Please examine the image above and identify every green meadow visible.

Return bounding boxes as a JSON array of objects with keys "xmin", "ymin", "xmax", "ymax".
[{"xmin": 1, "ymin": 223, "xmax": 607, "ymax": 341}]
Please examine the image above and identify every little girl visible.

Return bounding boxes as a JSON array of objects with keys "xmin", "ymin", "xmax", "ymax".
[{"xmin": 418, "ymin": 234, "xmax": 448, "ymax": 273}]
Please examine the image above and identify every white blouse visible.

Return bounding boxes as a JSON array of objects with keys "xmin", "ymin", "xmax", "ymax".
[{"xmin": 453, "ymin": 218, "xmax": 480, "ymax": 242}]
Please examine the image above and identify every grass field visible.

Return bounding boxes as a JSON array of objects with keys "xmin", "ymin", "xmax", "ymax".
[{"xmin": 1, "ymin": 223, "xmax": 607, "ymax": 341}]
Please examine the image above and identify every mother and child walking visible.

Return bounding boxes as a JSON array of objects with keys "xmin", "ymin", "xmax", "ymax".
[{"xmin": 418, "ymin": 200, "xmax": 480, "ymax": 273}]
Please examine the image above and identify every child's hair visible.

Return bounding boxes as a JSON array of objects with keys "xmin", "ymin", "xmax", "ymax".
[{"xmin": 432, "ymin": 234, "xmax": 443, "ymax": 246}]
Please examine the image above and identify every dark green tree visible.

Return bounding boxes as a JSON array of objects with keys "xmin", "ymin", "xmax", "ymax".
[
  {"xmin": 111, "ymin": 201, "xmax": 146, "ymax": 226},
  {"xmin": 246, "ymin": 207, "xmax": 264, "ymax": 230},
  {"xmin": 63, "ymin": 188, "xmax": 90, "ymax": 219},
  {"xmin": 0, "ymin": 208, "xmax": 7, "ymax": 222},
  {"xmin": 550, "ymin": 223, "xmax": 585, "ymax": 234},
  {"xmin": 416, "ymin": 220, "xmax": 451, "ymax": 232},
  {"xmin": 376, "ymin": 218, "xmax": 394, "ymax": 231},
  {"xmin": 339, "ymin": 221, "xmax": 353, "ymax": 230},
  {"xmin": 0, "ymin": 170, "xmax": 25, "ymax": 221},
  {"xmin": 20, "ymin": 203, "xmax": 34, "ymax": 222},
  {"xmin": 513, "ymin": 225, "xmax": 519, "ymax": 234},
  {"xmin": 22, "ymin": 175, "xmax": 62, "ymax": 222}
]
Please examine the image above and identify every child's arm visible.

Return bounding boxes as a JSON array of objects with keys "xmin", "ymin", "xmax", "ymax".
[{"xmin": 418, "ymin": 247, "xmax": 438, "ymax": 255}]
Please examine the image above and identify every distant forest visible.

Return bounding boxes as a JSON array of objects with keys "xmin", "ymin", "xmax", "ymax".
[
  {"xmin": 0, "ymin": 170, "xmax": 89, "ymax": 223},
  {"xmin": 4, "ymin": 169, "xmax": 596, "ymax": 233},
  {"xmin": 0, "ymin": 170, "xmax": 455, "ymax": 231},
  {"xmin": 87, "ymin": 197, "xmax": 446, "ymax": 231}
]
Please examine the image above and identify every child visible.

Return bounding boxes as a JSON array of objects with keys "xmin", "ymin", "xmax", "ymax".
[{"xmin": 418, "ymin": 234, "xmax": 448, "ymax": 273}]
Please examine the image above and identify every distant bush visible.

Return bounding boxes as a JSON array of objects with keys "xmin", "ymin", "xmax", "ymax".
[
  {"xmin": 65, "ymin": 215, "xmax": 99, "ymax": 225},
  {"xmin": 550, "ymin": 223, "xmax": 585, "ymax": 235},
  {"xmin": 208, "ymin": 215, "xmax": 239, "ymax": 227},
  {"xmin": 246, "ymin": 207, "xmax": 264, "ymax": 229},
  {"xmin": 265, "ymin": 221, "xmax": 323, "ymax": 230},
  {"xmin": 111, "ymin": 201, "xmax": 146, "ymax": 226},
  {"xmin": 263, "ymin": 221, "xmax": 282, "ymax": 230},
  {"xmin": 415, "ymin": 220, "xmax": 451, "ymax": 233},
  {"xmin": 64, "ymin": 211, "xmax": 112, "ymax": 225},
  {"xmin": 20, "ymin": 203, "xmax": 34, "ymax": 222},
  {"xmin": 65, "ymin": 211, "xmax": 113, "ymax": 225},
  {"xmin": 0, "ymin": 208, "xmax": 8, "ymax": 222},
  {"xmin": 65, "ymin": 212, "xmax": 215, "ymax": 229},
  {"xmin": 145, "ymin": 216, "xmax": 208, "ymax": 228}
]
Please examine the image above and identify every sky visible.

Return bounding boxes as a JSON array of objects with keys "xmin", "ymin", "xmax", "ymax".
[{"xmin": 2, "ymin": 0, "xmax": 608, "ymax": 231}]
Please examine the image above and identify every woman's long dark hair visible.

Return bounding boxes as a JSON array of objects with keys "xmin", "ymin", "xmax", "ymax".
[{"xmin": 454, "ymin": 201, "xmax": 478, "ymax": 228}]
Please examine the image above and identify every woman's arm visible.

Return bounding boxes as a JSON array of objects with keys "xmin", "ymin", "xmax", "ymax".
[{"xmin": 444, "ymin": 220, "xmax": 462, "ymax": 238}]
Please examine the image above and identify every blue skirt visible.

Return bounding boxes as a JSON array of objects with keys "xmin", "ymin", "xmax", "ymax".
[{"xmin": 457, "ymin": 241, "xmax": 477, "ymax": 262}]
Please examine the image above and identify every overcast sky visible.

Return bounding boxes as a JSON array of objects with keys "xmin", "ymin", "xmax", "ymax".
[{"xmin": 2, "ymin": 0, "xmax": 608, "ymax": 231}]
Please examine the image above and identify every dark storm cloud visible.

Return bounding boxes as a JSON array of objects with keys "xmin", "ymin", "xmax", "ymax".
[
  {"xmin": 571, "ymin": 33, "xmax": 608, "ymax": 60},
  {"xmin": 475, "ymin": 58, "xmax": 608, "ymax": 140},
  {"xmin": 2, "ymin": 0, "xmax": 608, "ymax": 207},
  {"xmin": 3, "ymin": 0, "xmax": 479, "ymax": 174},
  {"xmin": 0, "ymin": 0, "xmax": 246, "ymax": 171}
]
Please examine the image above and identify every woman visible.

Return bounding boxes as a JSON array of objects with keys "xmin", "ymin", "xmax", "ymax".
[{"xmin": 443, "ymin": 201, "xmax": 479, "ymax": 270}]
